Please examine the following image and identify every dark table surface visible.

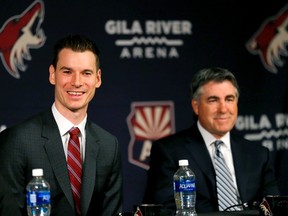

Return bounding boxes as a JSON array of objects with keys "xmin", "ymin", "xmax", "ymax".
[
  {"xmin": 116, "ymin": 209, "xmax": 260, "ymax": 216},
  {"xmin": 198, "ymin": 210, "xmax": 259, "ymax": 216}
]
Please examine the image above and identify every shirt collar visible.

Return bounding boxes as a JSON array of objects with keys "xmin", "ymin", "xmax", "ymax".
[
  {"xmin": 51, "ymin": 103, "xmax": 87, "ymax": 136},
  {"xmin": 197, "ymin": 120, "xmax": 231, "ymax": 149}
]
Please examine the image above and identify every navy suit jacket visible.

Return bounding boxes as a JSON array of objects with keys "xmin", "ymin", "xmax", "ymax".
[
  {"xmin": 0, "ymin": 110, "xmax": 123, "ymax": 216},
  {"xmin": 144, "ymin": 123, "xmax": 279, "ymax": 213}
]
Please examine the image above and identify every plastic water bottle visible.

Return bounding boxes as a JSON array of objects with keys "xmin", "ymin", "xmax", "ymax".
[
  {"xmin": 173, "ymin": 159, "xmax": 197, "ymax": 216},
  {"xmin": 26, "ymin": 168, "xmax": 51, "ymax": 216}
]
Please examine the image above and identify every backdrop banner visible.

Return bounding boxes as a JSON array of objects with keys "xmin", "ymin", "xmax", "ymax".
[{"xmin": 0, "ymin": 0, "xmax": 287, "ymax": 212}]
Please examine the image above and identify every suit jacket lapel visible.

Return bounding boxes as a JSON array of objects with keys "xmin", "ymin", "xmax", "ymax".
[
  {"xmin": 41, "ymin": 111, "xmax": 74, "ymax": 208},
  {"xmin": 184, "ymin": 125, "xmax": 217, "ymax": 193},
  {"xmin": 231, "ymin": 137, "xmax": 248, "ymax": 200},
  {"xmin": 81, "ymin": 122, "xmax": 100, "ymax": 216}
]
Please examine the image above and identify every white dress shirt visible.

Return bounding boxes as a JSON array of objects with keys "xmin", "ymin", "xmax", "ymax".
[
  {"xmin": 197, "ymin": 121, "xmax": 239, "ymax": 192},
  {"xmin": 51, "ymin": 103, "xmax": 87, "ymax": 161}
]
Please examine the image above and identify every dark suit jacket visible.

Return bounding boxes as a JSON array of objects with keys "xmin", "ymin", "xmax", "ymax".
[
  {"xmin": 0, "ymin": 110, "xmax": 123, "ymax": 216},
  {"xmin": 143, "ymin": 123, "xmax": 279, "ymax": 213},
  {"xmin": 0, "ymin": 174, "xmax": 22, "ymax": 216}
]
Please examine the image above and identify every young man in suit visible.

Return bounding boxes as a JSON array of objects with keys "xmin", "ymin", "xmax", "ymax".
[
  {"xmin": 143, "ymin": 67, "xmax": 279, "ymax": 213},
  {"xmin": 0, "ymin": 35, "xmax": 123, "ymax": 216}
]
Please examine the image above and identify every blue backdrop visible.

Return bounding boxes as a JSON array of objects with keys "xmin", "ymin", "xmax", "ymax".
[{"xmin": 0, "ymin": 0, "xmax": 287, "ymax": 212}]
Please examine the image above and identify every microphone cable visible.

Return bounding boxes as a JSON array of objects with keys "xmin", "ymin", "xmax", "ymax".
[{"xmin": 223, "ymin": 201, "xmax": 260, "ymax": 212}]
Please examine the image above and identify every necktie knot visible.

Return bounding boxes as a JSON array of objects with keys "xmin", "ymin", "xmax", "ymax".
[
  {"xmin": 214, "ymin": 140, "xmax": 223, "ymax": 149},
  {"xmin": 214, "ymin": 140, "xmax": 223, "ymax": 156},
  {"xmin": 69, "ymin": 127, "xmax": 80, "ymax": 137}
]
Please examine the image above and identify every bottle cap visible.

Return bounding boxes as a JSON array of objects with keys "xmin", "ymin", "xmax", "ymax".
[
  {"xmin": 32, "ymin": 168, "xmax": 43, "ymax": 177},
  {"xmin": 179, "ymin": 159, "xmax": 189, "ymax": 166}
]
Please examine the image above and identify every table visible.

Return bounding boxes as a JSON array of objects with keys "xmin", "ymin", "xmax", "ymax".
[
  {"xmin": 198, "ymin": 210, "xmax": 259, "ymax": 216},
  {"xmin": 116, "ymin": 209, "xmax": 260, "ymax": 216}
]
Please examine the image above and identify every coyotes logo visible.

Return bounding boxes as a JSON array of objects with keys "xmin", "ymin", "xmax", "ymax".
[
  {"xmin": 127, "ymin": 101, "xmax": 175, "ymax": 169},
  {"xmin": 133, "ymin": 206, "xmax": 143, "ymax": 216},
  {"xmin": 0, "ymin": 0, "xmax": 46, "ymax": 79},
  {"xmin": 246, "ymin": 4, "xmax": 288, "ymax": 73},
  {"xmin": 259, "ymin": 197, "xmax": 273, "ymax": 216}
]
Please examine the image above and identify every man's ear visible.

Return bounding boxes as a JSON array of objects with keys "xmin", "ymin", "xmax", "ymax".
[
  {"xmin": 95, "ymin": 69, "xmax": 102, "ymax": 88},
  {"xmin": 191, "ymin": 99, "xmax": 199, "ymax": 115},
  {"xmin": 49, "ymin": 65, "xmax": 56, "ymax": 85}
]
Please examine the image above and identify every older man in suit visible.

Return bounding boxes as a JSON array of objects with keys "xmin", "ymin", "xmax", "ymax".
[
  {"xmin": 0, "ymin": 35, "xmax": 122, "ymax": 216},
  {"xmin": 144, "ymin": 67, "xmax": 279, "ymax": 214}
]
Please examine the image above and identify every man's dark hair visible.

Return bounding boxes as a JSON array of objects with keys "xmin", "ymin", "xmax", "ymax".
[
  {"xmin": 190, "ymin": 67, "xmax": 240, "ymax": 101},
  {"xmin": 51, "ymin": 34, "xmax": 100, "ymax": 69}
]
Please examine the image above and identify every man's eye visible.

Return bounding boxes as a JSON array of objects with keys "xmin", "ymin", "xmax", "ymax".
[
  {"xmin": 226, "ymin": 97, "xmax": 235, "ymax": 102},
  {"xmin": 208, "ymin": 98, "xmax": 217, "ymax": 103}
]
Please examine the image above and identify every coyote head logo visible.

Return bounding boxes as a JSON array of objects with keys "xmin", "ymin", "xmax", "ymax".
[
  {"xmin": 246, "ymin": 5, "xmax": 288, "ymax": 73},
  {"xmin": 0, "ymin": 0, "xmax": 46, "ymax": 79}
]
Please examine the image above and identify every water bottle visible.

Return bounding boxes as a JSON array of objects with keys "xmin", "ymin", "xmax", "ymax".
[
  {"xmin": 26, "ymin": 168, "xmax": 51, "ymax": 216},
  {"xmin": 173, "ymin": 159, "xmax": 197, "ymax": 216}
]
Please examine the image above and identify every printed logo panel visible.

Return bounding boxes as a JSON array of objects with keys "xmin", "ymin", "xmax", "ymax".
[
  {"xmin": 246, "ymin": 4, "xmax": 288, "ymax": 73},
  {"xmin": 127, "ymin": 101, "xmax": 175, "ymax": 169},
  {"xmin": 0, "ymin": 0, "xmax": 46, "ymax": 79},
  {"xmin": 105, "ymin": 20, "xmax": 192, "ymax": 59}
]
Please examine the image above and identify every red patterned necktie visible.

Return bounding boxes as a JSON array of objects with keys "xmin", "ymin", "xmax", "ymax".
[{"xmin": 67, "ymin": 127, "xmax": 82, "ymax": 215}]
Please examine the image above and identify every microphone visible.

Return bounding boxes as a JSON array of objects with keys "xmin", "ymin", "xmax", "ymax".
[
  {"xmin": 224, "ymin": 201, "xmax": 260, "ymax": 211},
  {"xmin": 243, "ymin": 201, "xmax": 260, "ymax": 209}
]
